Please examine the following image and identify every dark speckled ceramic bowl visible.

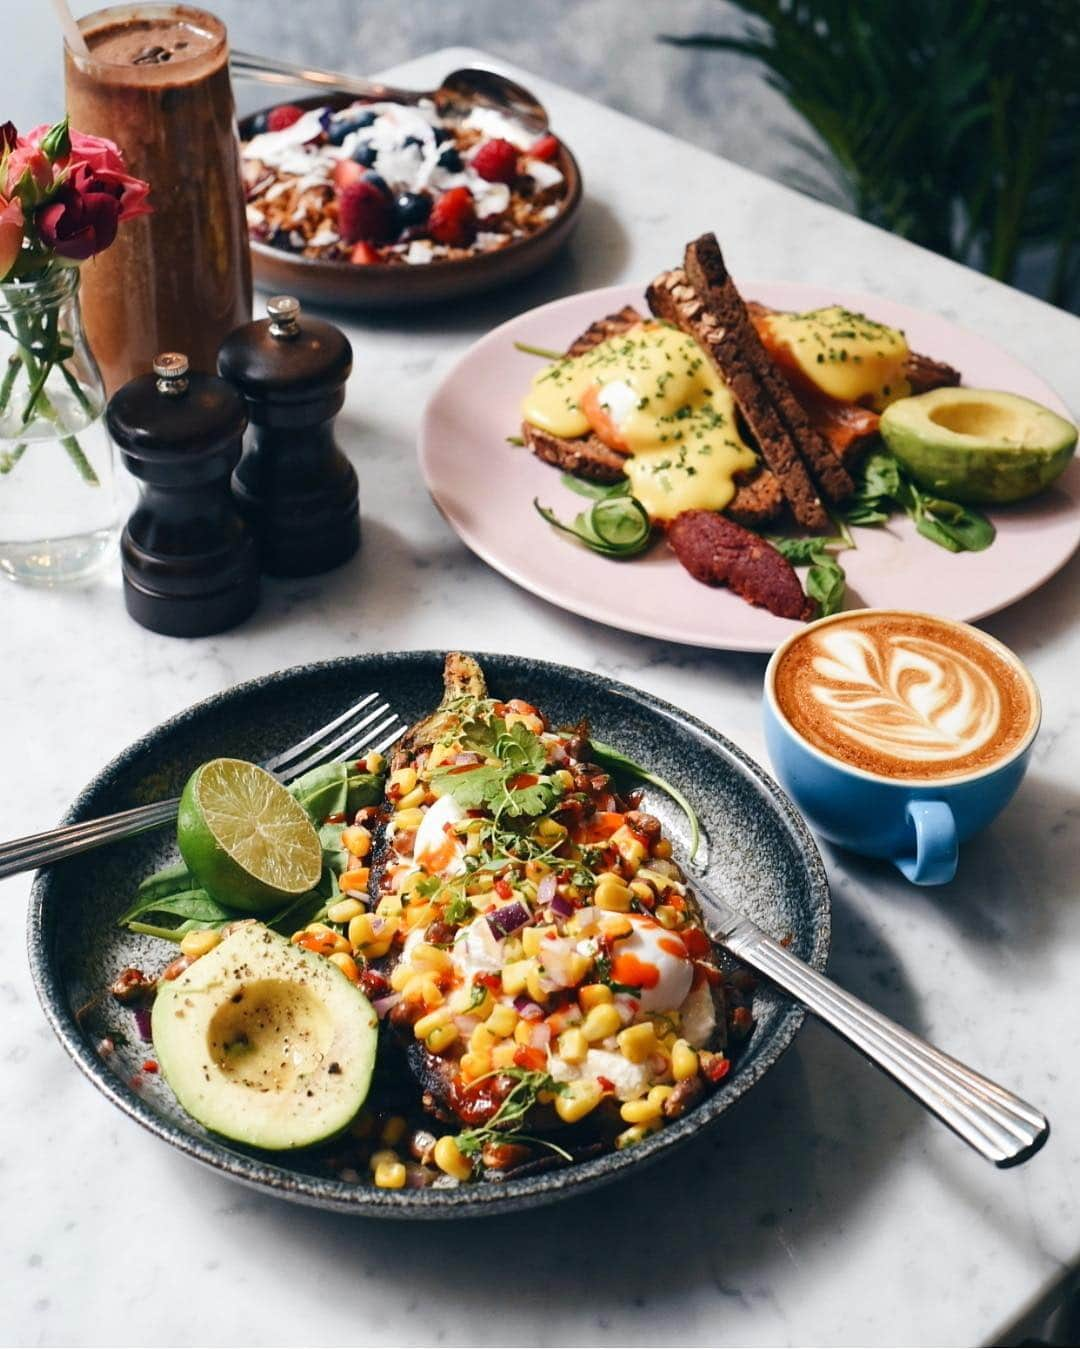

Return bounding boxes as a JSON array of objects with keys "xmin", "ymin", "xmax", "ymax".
[{"xmin": 28, "ymin": 652, "xmax": 829, "ymax": 1217}]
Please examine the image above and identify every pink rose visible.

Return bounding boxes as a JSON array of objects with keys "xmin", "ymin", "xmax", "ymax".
[
  {"xmin": 0, "ymin": 195, "xmax": 24, "ymax": 279},
  {"xmin": 26, "ymin": 123, "xmax": 151, "ymax": 223},
  {"xmin": 5, "ymin": 144, "xmax": 54, "ymax": 204},
  {"xmin": 36, "ymin": 163, "xmax": 121, "ymax": 261}
]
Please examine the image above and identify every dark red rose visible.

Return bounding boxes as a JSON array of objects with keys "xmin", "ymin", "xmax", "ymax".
[
  {"xmin": 35, "ymin": 163, "xmax": 122, "ymax": 261},
  {"xmin": 0, "ymin": 123, "xmax": 17, "ymax": 153}
]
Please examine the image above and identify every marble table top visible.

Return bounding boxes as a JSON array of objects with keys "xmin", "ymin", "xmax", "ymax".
[{"xmin": 3, "ymin": 46, "xmax": 1079, "ymax": 1349}]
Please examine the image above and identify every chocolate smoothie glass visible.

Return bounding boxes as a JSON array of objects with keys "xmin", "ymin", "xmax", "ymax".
[{"xmin": 65, "ymin": 5, "xmax": 251, "ymax": 393}]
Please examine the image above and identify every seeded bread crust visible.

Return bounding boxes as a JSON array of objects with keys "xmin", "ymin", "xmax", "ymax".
[{"xmin": 647, "ymin": 265, "xmax": 830, "ymax": 531}]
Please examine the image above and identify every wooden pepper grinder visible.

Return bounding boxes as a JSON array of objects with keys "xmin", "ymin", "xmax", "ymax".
[
  {"xmin": 107, "ymin": 352, "xmax": 259, "ymax": 637},
  {"xmin": 217, "ymin": 295, "xmax": 359, "ymax": 577}
]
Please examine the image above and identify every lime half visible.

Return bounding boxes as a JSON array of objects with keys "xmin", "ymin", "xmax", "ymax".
[{"xmin": 177, "ymin": 758, "xmax": 322, "ymax": 912}]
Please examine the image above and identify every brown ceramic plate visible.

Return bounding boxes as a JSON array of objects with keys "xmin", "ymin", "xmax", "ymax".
[{"xmin": 239, "ymin": 93, "xmax": 583, "ymax": 310}]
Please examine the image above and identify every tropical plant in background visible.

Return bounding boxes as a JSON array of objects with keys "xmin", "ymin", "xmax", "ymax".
[{"xmin": 663, "ymin": 0, "xmax": 1080, "ymax": 310}]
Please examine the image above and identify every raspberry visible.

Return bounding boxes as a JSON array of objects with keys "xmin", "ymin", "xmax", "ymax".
[
  {"xmin": 337, "ymin": 177, "xmax": 393, "ymax": 245},
  {"xmin": 428, "ymin": 185, "xmax": 477, "ymax": 246},
  {"xmin": 267, "ymin": 104, "xmax": 304, "ymax": 133},
  {"xmin": 332, "ymin": 159, "xmax": 364, "ymax": 192},
  {"xmin": 530, "ymin": 134, "xmax": 560, "ymax": 162},
  {"xmin": 349, "ymin": 241, "xmax": 380, "ymax": 265},
  {"xmin": 471, "ymin": 137, "xmax": 519, "ymax": 184}
]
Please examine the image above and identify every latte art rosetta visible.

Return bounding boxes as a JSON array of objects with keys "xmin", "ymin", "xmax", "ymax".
[
  {"xmin": 772, "ymin": 612, "xmax": 1037, "ymax": 781},
  {"xmin": 808, "ymin": 629, "xmax": 1002, "ymax": 764}
]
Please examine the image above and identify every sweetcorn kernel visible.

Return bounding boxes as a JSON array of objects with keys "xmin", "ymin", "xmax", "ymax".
[
  {"xmin": 425, "ymin": 1023, "xmax": 459, "ymax": 1055},
  {"xmin": 393, "ymin": 807, "xmax": 424, "ymax": 831},
  {"xmin": 380, "ymin": 1115, "xmax": 408, "ymax": 1146},
  {"xmin": 558, "ymin": 1027, "xmax": 588, "ymax": 1064},
  {"xmin": 615, "ymin": 1123, "xmax": 658, "ymax": 1149},
  {"xmin": 397, "ymin": 785, "xmax": 426, "ymax": 811},
  {"xmin": 341, "ymin": 825, "xmax": 371, "ymax": 858},
  {"xmin": 672, "ymin": 1039, "xmax": 699, "ymax": 1081},
  {"xmin": 376, "ymin": 894, "xmax": 404, "ymax": 918},
  {"xmin": 620, "ymin": 1096, "xmax": 663, "ymax": 1125},
  {"xmin": 434, "ymin": 1135, "xmax": 472, "ymax": 1181},
  {"xmin": 513, "ymin": 1019, "xmax": 534, "ymax": 1047},
  {"xmin": 328, "ymin": 952, "xmax": 361, "ymax": 983},
  {"xmin": 413, "ymin": 1007, "xmax": 451, "ymax": 1040},
  {"xmin": 469, "ymin": 1024, "xmax": 498, "ymax": 1055},
  {"xmin": 579, "ymin": 983, "xmax": 614, "ymax": 1010},
  {"xmin": 648, "ymin": 1084, "xmax": 675, "ymax": 1107},
  {"xmin": 459, "ymin": 1049, "xmax": 492, "ymax": 1081},
  {"xmin": 655, "ymin": 905, "xmax": 680, "ymax": 930},
  {"xmin": 554, "ymin": 1079, "xmax": 603, "ymax": 1123},
  {"xmin": 179, "ymin": 928, "xmax": 222, "ymax": 959},
  {"xmin": 595, "ymin": 879, "xmax": 633, "ymax": 912},
  {"xmin": 525, "ymin": 965, "xmax": 549, "ymax": 1005},
  {"xmin": 389, "ymin": 766, "xmax": 417, "ymax": 795},
  {"xmin": 612, "ymin": 825, "xmax": 648, "ymax": 870},
  {"xmin": 522, "ymin": 925, "xmax": 555, "ymax": 958},
  {"xmin": 373, "ymin": 1159, "xmax": 407, "ymax": 1189},
  {"xmin": 491, "ymin": 1040, "xmax": 518, "ymax": 1069},
  {"xmin": 412, "ymin": 942, "xmax": 453, "ymax": 973},
  {"xmin": 501, "ymin": 959, "xmax": 532, "ymax": 997},
  {"xmin": 653, "ymin": 839, "xmax": 673, "ymax": 860},
  {"xmin": 485, "ymin": 1003, "xmax": 518, "ymax": 1038},
  {"xmin": 582, "ymin": 1003, "xmax": 622, "ymax": 1043},
  {"xmin": 327, "ymin": 897, "xmax": 363, "ymax": 924},
  {"xmin": 617, "ymin": 1023, "xmax": 657, "ymax": 1064}
]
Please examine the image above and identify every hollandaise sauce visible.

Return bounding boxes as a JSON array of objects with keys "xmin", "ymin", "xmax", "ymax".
[
  {"xmin": 521, "ymin": 323, "xmax": 757, "ymax": 521},
  {"xmin": 758, "ymin": 305, "xmax": 910, "ymax": 409}
]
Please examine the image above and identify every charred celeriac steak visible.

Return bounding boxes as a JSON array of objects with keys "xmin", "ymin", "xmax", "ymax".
[{"xmin": 353, "ymin": 653, "xmax": 749, "ymax": 1179}]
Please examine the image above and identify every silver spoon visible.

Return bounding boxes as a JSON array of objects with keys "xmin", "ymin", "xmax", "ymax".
[{"xmin": 229, "ymin": 52, "xmax": 549, "ymax": 134}]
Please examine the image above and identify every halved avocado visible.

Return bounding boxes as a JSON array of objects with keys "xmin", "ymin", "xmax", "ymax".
[
  {"xmin": 152, "ymin": 924, "xmax": 377, "ymax": 1150},
  {"xmin": 880, "ymin": 387, "xmax": 1077, "ymax": 504}
]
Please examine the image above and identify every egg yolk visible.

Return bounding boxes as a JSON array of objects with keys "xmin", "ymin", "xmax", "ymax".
[{"xmin": 521, "ymin": 322, "xmax": 757, "ymax": 520}]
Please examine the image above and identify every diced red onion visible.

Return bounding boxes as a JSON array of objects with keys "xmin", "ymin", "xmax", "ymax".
[
  {"xmin": 487, "ymin": 900, "xmax": 531, "ymax": 939},
  {"xmin": 514, "ymin": 996, "xmax": 544, "ymax": 1021},
  {"xmin": 549, "ymin": 892, "xmax": 573, "ymax": 920},
  {"xmin": 372, "ymin": 992, "xmax": 402, "ymax": 1019},
  {"xmin": 471, "ymin": 916, "xmax": 504, "ymax": 963},
  {"xmin": 133, "ymin": 1006, "xmax": 153, "ymax": 1043},
  {"xmin": 536, "ymin": 873, "xmax": 558, "ymax": 908},
  {"xmin": 453, "ymin": 752, "xmax": 484, "ymax": 766},
  {"xmin": 454, "ymin": 1014, "xmax": 481, "ymax": 1035}
]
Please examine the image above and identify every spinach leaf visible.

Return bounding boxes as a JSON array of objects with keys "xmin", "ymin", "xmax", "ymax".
[
  {"xmin": 806, "ymin": 552, "xmax": 847, "ymax": 616},
  {"xmin": 346, "ymin": 769, "xmax": 384, "ymax": 812},
  {"xmin": 289, "ymin": 761, "xmax": 348, "ymax": 823},
  {"xmin": 134, "ymin": 859, "xmax": 195, "ymax": 903},
  {"xmin": 588, "ymin": 739, "xmax": 702, "ymax": 864},
  {"xmin": 767, "ymin": 535, "xmax": 836, "ymax": 565},
  {"xmin": 917, "ymin": 496, "xmax": 996, "ymax": 551}
]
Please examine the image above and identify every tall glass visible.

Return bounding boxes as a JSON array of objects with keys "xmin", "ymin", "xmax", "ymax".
[{"xmin": 64, "ymin": 4, "xmax": 252, "ymax": 394}]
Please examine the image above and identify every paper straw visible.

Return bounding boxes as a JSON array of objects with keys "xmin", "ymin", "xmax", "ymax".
[{"xmin": 50, "ymin": 0, "xmax": 90, "ymax": 56}]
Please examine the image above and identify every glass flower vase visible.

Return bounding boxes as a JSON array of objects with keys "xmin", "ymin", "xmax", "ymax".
[{"xmin": 0, "ymin": 265, "xmax": 119, "ymax": 584}]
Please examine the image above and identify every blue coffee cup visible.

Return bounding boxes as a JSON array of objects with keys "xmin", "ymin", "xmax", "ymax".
[{"xmin": 762, "ymin": 610, "xmax": 1040, "ymax": 885}]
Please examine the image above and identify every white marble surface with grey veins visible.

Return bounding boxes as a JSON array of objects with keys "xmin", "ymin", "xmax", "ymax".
[{"xmin": 2, "ymin": 45, "xmax": 1080, "ymax": 1349}]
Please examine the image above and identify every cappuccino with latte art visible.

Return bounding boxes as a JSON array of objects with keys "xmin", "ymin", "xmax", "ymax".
[{"xmin": 772, "ymin": 611, "xmax": 1038, "ymax": 781}]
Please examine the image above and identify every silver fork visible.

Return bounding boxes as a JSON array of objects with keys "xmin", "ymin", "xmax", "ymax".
[
  {"xmin": 0, "ymin": 691, "xmax": 405, "ymax": 881},
  {"xmin": 703, "ymin": 883, "xmax": 1049, "ymax": 1167}
]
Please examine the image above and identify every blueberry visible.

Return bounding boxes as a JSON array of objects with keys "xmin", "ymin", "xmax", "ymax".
[
  {"xmin": 248, "ymin": 110, "xmax": 269, "ymax": 136},
  {"xmin": 267, "ymin": 227, "xmax": 298, "ymax": 253},
  {"xmin": 433, "ymin": 125, "xmax": 453, "ymax": 145},
  {"xmin": 437, "ymin": 147, "xmax": 463, "ymax": 172},
  {"xmin": 395, "ymin": 191, "xmax": 432, "ymax": 228},
  {"xmin": 326, "ymin": 120, "xmax": 352, "ymax": 147},
  {"xmin": 402, "ymin": 135, "xmax": 424, "ymax": 150},
  {"xmin": 354, "ymin": 109, "xmax": 376, "ymax": 128},
  {"xmin": 351, "ymin": 142, "xmax": 377, "ymax": 167},
  {"xmin": 363, "ymin": 171, "xmax": 391, "ymax": 197}
]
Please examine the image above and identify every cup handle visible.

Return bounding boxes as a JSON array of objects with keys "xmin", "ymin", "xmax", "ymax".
[{"xmin": 896, "ymin": 800, "xmax": 958, "ymax": 885}]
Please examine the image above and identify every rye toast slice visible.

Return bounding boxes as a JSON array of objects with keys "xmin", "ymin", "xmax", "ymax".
[
  {"xmin": 524, "ymin": 304, "xmax": 785, "ymax": 526},
  {"xmin": 647, "ymin": 267, "xmax": 830, "ymax": 530},
  {"xmin": 681, "ymin": 235, "xmax": 855, "ymax": 504}
]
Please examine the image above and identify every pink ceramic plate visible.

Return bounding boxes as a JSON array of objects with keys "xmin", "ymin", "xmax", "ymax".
[{"xmin": 419, "ymin": 282, "xmax": 1080, "ymax": 652}]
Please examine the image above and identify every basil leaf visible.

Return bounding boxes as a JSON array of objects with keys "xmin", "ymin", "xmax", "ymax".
[
  {"xmin": 806, "ymin": 552, "xmax": 847, "ymax": 617},
  {"xmin": 588, "ymin": 739, "xmax": 701, "ymax": 863}
]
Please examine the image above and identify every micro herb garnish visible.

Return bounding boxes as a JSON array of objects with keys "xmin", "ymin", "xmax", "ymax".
[
  {"xmin": 466, "ymin": 980, "xmax": 490, "ymax": 1011},
  {"xmin": 430, "ymin": 714, "xmax": 562, "ymax": 820},
  {"xmin": 455, "ymin": 1068, "xmax": 573, "ymax": 1164},
  {"xmin": 443, "ymin": 892, "xmax": 475, "ymax": 926},
  {"xmin": 414, "ymin": 874, "xmax": 442, "ymax": 899}
]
